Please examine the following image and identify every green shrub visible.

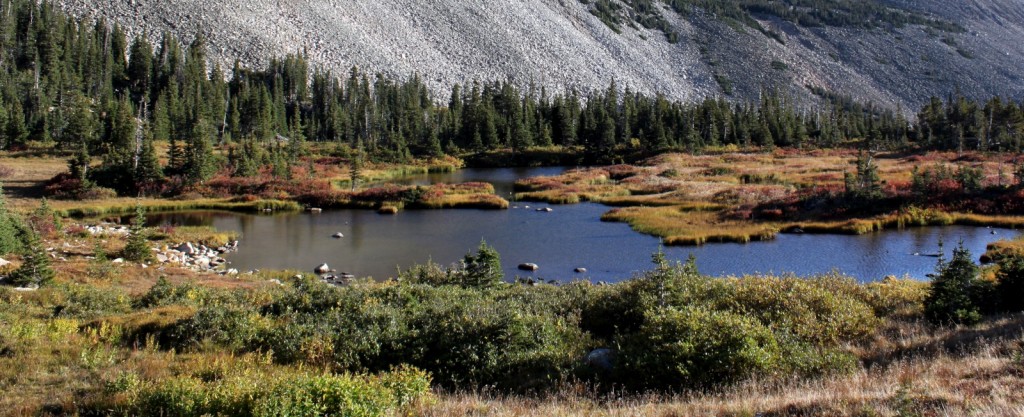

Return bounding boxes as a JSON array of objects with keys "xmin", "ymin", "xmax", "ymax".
[
  {"xmin": 618, "ymin": 305, "xmax": 781, "ymax": 389},
  {"xmin": 864, "ymin": 277, "xmax": 929, "ymax": 318},
  {"xmin": 729, "ymin": 276, "xmax": 879, "ymax": 345},
  {"xmin": 54, "ymin": 283, "xmax": 133, "ymax": 319},
  {"xmin": 996, "ymin": 256, "xmax": 1024, "ymax": 313},
  {"xmin": 130, "ymin": 367, "xmax": 431, "ymax": 417},
  {"xmin": 169, "ymin": 305, "xmax": 268, "ymax": 351}
]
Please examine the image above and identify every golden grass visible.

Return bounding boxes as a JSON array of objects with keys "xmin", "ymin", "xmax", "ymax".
[
  {"xmin": 53, "ymin": 198, "xmax": 302, "ymax": 218},
  {"xmin": 511, "ymin": 151, "xmax": 1024, "ymax": 245},
  {"xmin": 983, "ymin": 235, "xmax": 1024, "ymax": 264},
  {"xmin": 151, "ymin": 225, "xmax": 239, "ymax": 247},
  {"xmin": 419, "ymin": 193, "xmax": 510, "ymax": 210},
  {"xmin": 790, "ymin": 211, "xmax": 1024, "ymax": 236},
  {"xmin": 602, "ymin": 206, "xmax": 780, "ymax": 245}
]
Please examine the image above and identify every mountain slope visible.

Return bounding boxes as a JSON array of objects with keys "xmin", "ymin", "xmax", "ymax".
[{"xmin": 52, "ymin": 0, "xmax": 1024, "ymax": 109}]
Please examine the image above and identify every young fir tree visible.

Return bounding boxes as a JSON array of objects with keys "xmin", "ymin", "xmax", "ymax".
[
  {"xmin": 0, "ymin": 184, "xmax": 25, "ymax": 255},
  {"xmin": 134, "ymin": 122, "xmax": 164, "ymax": 194},
  {"xmin": 924, "ymin": 240, "xmax": 982, "ymax": 325},
  {"xmin": 459, "ymin": 240, "xmax": 503, "ymax": 288},
  {"xmin": 349, "ymin": 139, "xmax": 364, "ymax": 191},
  {"xmin": 8, "ymin": 225, "xmax": 54, "ymax": 287},
  {"xmin": 122, "ymin": 204, "xmax": 153, "ymax": 263}
]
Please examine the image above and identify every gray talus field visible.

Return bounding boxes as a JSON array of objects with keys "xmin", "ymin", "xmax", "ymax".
[{"xmin": 54, "ymin": 0, "xmax": 1024, "ymax": 109}]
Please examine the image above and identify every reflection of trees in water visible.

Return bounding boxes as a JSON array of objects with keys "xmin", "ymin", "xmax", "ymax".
[{"xmin": 349, "ymin": 211, "xmax": 366, "ymax": 249}]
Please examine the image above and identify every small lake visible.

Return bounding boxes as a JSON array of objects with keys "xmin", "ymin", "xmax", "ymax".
[{"xmin": 146, "ymin": 168, "xmax": 1019, "ymax": 283}]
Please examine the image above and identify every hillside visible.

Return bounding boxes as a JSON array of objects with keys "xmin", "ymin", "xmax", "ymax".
[{"xmin": 51, "ymin": 0, "xmax": 1024, "ymax": 110}]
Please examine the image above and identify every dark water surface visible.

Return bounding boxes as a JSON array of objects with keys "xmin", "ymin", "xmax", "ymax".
[{"xmin": 147, "ymin": 168, "xmax": 1019, "ymax": 283}]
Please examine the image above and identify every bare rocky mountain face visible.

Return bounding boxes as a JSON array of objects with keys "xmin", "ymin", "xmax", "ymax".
[{"xmin": 52, "ymin": 0, "xmax": 1024, "ymax": 111}]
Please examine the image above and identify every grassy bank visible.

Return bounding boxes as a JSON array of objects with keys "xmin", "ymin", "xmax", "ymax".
[
  {"xmin": 4, "ymin": 216, "xmax": 1024, "ymax": 416},
  {"xmin": 601, "ymin": 206, "xmax": 779, "ymax": 245},
  {"xmin": 53, "ymin": 198, "xmax": 302, "ymax": 218}
]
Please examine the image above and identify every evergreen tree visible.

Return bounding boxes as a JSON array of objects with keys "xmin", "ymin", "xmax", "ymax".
[
  {"xmin": 0, "ymin": 184, "xmax": 25, "ymax": 255},
  {"xmin": 924, "ymin": 241, "xmax": 982, "ymax": 325},
  {"xmin": 349, "ymin": 140, "xmax": 364, "ymax": 191},
  {"xmin": 69, "ymin": 143, "xmax": 91, "ymax": 183},
  {"xmin": 121, "ymin": 203, "xmax": 153, "ymax": 263},
  {"xmin": 6, "ymin": 100, "xmax": 28, "ymax": 148},
  {"xmin": 182, "ymin": 117, "xmax": 215, "ymax": 186},
  {"xmin": 8, "ymin": 225, "xmax": 54, "ymax": 287},
  {"xmin": 459, "ymin": 240, "xmax": 503, "ymax": 288},
  {"xmin": 134, "ymin": 122, "xmax": 163, "ymax": 194}
]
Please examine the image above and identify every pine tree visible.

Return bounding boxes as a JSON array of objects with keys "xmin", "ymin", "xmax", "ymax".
[
  {"xmin": 6, "ymin": 100, "xmax": 28, "ymax": 148},
  {"xmin": 460, "ymin": 240, "xmax": 503, "ymax": 288},
  {"xmin": 925, "ymin": 241, "xmax": 982, "ymax": 325},
  {"xmin": 134, "ymin": 122, "xmax": 163, "ymax": 194},
  {"xmin": 0, "ymin": 184, "xmax": 25, "ymax": 255},
  {"xmin": 8, "ymin": 225, "xmax": 54, "ymax": 287},
  {"xmin": 69, "ymin": 143, "xmax": 91, "ymax": 183},
  {"xmin": 349, "ymin": 139, "xmax": 364, "ymax": 191},
  {"xmin": 182, "ymin": 117, "xmax": 215, "ymax": 186},
  {"xmin": 122, "ymin": 204, "xmax": 153, "ymax": 263}
]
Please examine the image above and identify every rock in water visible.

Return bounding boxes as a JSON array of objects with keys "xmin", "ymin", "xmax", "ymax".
[
  {"xmin": 518, "ymin": 263, "xmax": 539, "ymax": 271},
  {"xmin": 314, "ymin": 263, "xmax": 331, "ymax": 274},
  {"xmin": 332, "ymin": 232, "xmax": 344, "ymax": 238},
  {"xmin": 574, "ymin": 267, "xmax": 587, "ymax": 273}
]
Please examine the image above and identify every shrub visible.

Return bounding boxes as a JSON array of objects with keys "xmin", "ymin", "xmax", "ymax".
[
  {"xmin": 169, "ymin": 305, "xmax": 268, "ymax": 351},
  {"xmin": 54, "ymin": 283, "xmax": 133, "ymax": 319},
  {"xmin": 864, "ymin": 277, "xmax": 929, "ymax": 318},
  {"xmin": 730, "ymin": 276, "xmax": 879, "ymax": 345},
  {"xmin": 996, "ymin": 256, "xmax": 1024, "ymax": 312},
  {"xmin": 129, "ymin": 364, "xmax": 432, "ymax": 417},
  {"xmin": 618, "ymin": 305, "xmax": 781, "ymax": 389}
]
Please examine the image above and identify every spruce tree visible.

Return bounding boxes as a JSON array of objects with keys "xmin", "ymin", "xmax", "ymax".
[
  {"xmin": 8, "ymin": 225, "xmax": 54, "ymax": 287},
  {"xmin": 134, "ymin": 123, "xmax": 163, "ymax": 194},
  {"xmin": 122, "ymin": 204, "xmax": 153, "ymax": 263},
  {"xmin": 460, "ymin": 240, "xmax": 503, "ymax": 288},
  {"xmin": 925, "ymin": 241, "xmax": 982, "ymax": 325},
  {"xmin": 0, "ymin": 184, "xmax": 25, "ymax": 255}
]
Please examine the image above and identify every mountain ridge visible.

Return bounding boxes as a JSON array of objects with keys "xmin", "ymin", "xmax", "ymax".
[{"xmin": 51, "ymin": 0, "xmax": 1024, "ymax": 110}]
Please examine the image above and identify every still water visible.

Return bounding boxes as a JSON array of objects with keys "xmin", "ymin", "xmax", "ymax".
[{"xmin": 147, "ymin": 168, "xmax": 1019, "ymax": 283}]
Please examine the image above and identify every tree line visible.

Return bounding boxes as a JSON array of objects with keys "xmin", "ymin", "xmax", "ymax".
[{"xmin": 1, "ymin": 0, "xmax": 1021, "ymax": 198}]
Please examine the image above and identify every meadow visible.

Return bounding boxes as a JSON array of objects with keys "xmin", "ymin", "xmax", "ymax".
[{"xmin": 515, "ymin": 150, "xmax": 1024, "ymax": 245}]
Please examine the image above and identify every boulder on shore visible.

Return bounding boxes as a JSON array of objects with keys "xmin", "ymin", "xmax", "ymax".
[
  {"xmin": 176, "ymin": 242, "xmax": 196, "ymax": 255},
  {"xmin": 315, "ymin": 263, "xmax": 331, "ymax": 274}
]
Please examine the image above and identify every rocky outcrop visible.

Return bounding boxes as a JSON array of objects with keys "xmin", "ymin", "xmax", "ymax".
[{"xmin": 153, "ymin": 240, "xmax": 240, "ymax": 273}]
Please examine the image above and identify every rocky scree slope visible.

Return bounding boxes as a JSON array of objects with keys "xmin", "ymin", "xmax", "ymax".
[{"xmin": 52, "ymin": 0, "xmax": 1024, "ymax": 110}]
